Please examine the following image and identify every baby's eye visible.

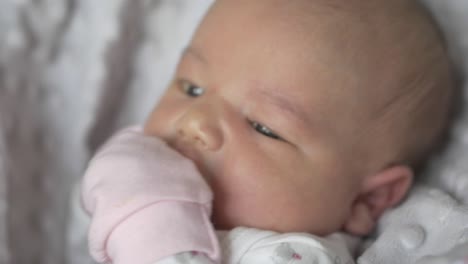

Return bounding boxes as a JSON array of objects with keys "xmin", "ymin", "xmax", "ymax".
[
  {"xmin": 180, "ymin": 80, "xmax": 205, "ymax": 97},
  {"xmin": 249, "ymin": 120, "xmax": 283, "ymax": 141}
]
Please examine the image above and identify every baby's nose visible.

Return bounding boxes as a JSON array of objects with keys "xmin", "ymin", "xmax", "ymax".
[{"xmin": 176, "ymin": 105, "xmax": 223, "ymax": 151}]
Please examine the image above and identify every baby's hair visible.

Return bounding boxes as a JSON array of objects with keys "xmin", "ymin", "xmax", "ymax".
[
  {"xmin": 307, "ymin": 0, "xmax": 458, "ymax": 173},
  {"xmin": 364, "ymin": 0, "xmax": 458, "ymax": 172}
]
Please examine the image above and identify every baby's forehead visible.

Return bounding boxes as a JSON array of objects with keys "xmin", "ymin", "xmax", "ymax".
[
  {"xmin": 202, "ymin": 0, "xmax": 406, "ymax": 66},
  {"xmin": 197, "ymin": 0, "xmax": 452, "ymax": 171},
  {"xmin": 195, "ymin": 0, "xmax": 436, "ymax": 111},
  {"xmin": 197, "ymin": 1, "xmax": 373, "ymax": 71}
]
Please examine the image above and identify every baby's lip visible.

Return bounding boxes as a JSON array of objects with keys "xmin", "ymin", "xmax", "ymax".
[
  {"xmin": 172, "ymin": 141, "xmax": 199, "ymax": 162},
  {"xmin": 171, "ymin": 141, "xmax": 211, "ymax": 180}
]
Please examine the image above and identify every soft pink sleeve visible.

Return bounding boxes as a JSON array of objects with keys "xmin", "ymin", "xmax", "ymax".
[{"xmin": 81, "ymin": 127, "xmax": 220, "ymax": 264}]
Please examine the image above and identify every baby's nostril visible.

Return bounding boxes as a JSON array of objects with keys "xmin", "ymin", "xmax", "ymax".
[
  {"xmin": 195, "ymin": 136, "xmax": 206, "ymax": 147},
  {"xmin": 178, "ymin": 130, "xmax": 185, "ymax": 137}
]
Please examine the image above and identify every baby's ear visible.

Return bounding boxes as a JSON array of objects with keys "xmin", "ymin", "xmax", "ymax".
[{"xmin": 343, "ymin": 166, "xmax": 413, "ymax": 236}]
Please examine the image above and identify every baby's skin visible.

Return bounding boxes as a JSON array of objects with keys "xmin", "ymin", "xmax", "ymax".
[
  {"xmin": 81, "ymin": 127, "xmax": 358, "ymax": 264},
  {"xmin": 82, "ymin": 0, "xmax": 455, "ymax": 263},
  {"xmin": 145, "ymin": 0, "xmax": 446, "ymax": 236}
]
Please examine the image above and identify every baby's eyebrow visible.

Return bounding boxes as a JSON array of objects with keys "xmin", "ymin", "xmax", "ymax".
[
  {"xmin": 255, "ymin": 86, "xmax": 311, "ymax": 128},
  {"xmin": 182, "ymin": 46, "xmax": 208, "ymax": 65},
  {"xmin": 182, "ymin": 46, "xmax": 311, "ymax": 129}
]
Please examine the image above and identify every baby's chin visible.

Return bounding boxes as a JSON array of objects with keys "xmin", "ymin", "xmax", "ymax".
[
  {"xmin": 209, "ymin": 205, "xmax": 337, "ymax": 235},
  {"xmin": 211, "ymin": 214, "xmax": 312, "ymax": 234},
  {"xmin": 210, "ymin": 200, "xmax": 251, "ymax": 231},
  {"xmin": 210, "ymin": 211, "xmax": 263, "ymax": 232}
]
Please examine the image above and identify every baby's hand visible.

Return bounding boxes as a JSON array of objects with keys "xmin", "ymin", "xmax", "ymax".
[
  {"xmin": 82, "ymin": 126, "xmax": 212, "ymax": 215},
  {"xmin": 81, "ymin": 127, "xmax": 219, "ymax": 264}
]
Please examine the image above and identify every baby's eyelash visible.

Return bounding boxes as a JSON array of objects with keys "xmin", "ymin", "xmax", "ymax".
[
  {"xmin": 180, "ymin": 80, "xmax": 204, "ymax": 97},
  {"xmin": 249, "ymin": 120, "xmax": 283, "ymax": 141}
]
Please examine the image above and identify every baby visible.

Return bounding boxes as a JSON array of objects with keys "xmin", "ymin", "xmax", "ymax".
[{"xmin": 81, "ymin": 0, "xmax": 455, "ymax": 263}]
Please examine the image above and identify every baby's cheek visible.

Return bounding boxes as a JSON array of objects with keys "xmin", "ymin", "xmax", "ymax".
[
  {"xmin": 210, "ymin": 169, "xmax": 275, "ymax": 229},
  {"xmin": 209, "ymin": 174, "xmax": 296, "ymax": 231},
  {"xmin": 209, "ymin": 172, "xmax": 260, "ymax": 229}
]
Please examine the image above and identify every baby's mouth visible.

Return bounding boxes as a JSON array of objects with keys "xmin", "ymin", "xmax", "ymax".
[
  {"xmin": 172, "ymin": 141, "xmax": 198, "ymax": 162},
  {"xmin": 171, "ymin": 141, "xmax": 213, "ymax": 182}
]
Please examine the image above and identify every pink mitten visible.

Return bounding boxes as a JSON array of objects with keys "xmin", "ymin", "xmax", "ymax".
[{"xmin": 81, "ymin": 127, "xmax": 220, "ymax": 264}]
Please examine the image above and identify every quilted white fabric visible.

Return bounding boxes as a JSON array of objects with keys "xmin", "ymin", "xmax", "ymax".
[{"xmin": 0, "ymin": 1, "xmax": 466, "ymax": 264}]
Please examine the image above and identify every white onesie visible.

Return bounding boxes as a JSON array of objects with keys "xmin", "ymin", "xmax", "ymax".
[{"xmin": 158, "ymin": 228, "xmax": 358, "ymax": 264}]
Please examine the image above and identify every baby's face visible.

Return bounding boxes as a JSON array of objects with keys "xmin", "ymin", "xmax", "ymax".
[{"xmin": 145, "ymin": 0, "xmax": 382, "ymax": 234}]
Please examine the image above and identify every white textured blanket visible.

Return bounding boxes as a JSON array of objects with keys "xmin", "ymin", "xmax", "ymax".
[{"xmin": 0, "ymin": 1, "xmax": 467, "ymax": 264}]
